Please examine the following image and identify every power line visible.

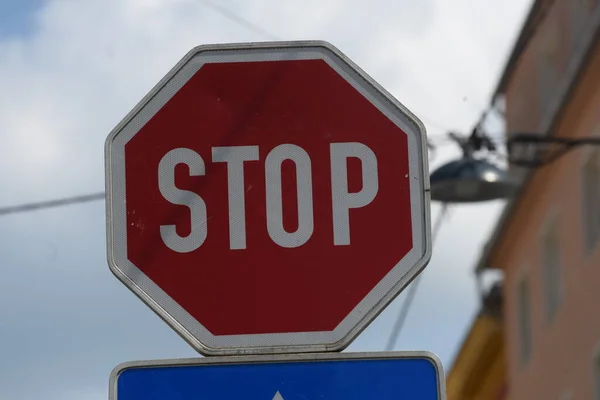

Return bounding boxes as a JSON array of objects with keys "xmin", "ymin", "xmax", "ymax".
[
  {"xmin": 0, "ymin": 136, "xmax": 482, "ymax": 217},
  {"xmin": 420, "ymin": 117, "xmax": 460, "ymax": 134},
  {"xmin": 0, "ymin": 192, "xmax": 105, "ymax": 216},
  {"xmin": 197, "ymin": 0, "xmax": 281, "ymax": 41},
  {"xmin": 0, "ymin": 131, "xmax": 506, "ymax": 217},
  {"xmin": 198, "ymin": 0, "xmax": 471, "ymax": 138},
  {"xmin": 0, "ymin": 142, "xmax": 450, "ymax": 217},
  {"xmin": 384, "ymin": 203, "xmax": 450, "ymax": 351},
  {"xmin": 0, "ymin": 5, "xmax": 494, "ymax": 217}
]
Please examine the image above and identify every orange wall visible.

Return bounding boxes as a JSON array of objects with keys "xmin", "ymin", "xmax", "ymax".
[{"xmin": 489, "ymin": 6, "xmax": 600, "ymax": 399}]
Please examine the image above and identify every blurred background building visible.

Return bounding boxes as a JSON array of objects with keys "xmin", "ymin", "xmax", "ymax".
[
  {"xmin": 446, "ymin": 283, "xmax": 505, "ymax": 400},
  {"xmin": 448, "ymin": 0, "xmax": 600, "ymax": 398}
]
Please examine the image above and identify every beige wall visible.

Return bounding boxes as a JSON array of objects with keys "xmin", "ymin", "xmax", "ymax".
[{"xmin": 488, "ymin": 1, "xmax": 600, "ymax": 399}]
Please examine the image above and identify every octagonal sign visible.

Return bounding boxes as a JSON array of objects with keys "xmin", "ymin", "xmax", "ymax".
[{"xmin": 105, "ymin": 41, "xmax": 431, "ymax": 356}]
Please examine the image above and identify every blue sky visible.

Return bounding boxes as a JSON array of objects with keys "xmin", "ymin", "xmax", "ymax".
[
  {"xmin": 0, "ymin": 0, "xmax": 43, "ymax": 37},
  {"xmin": 0, "ymin": 0, "xmax": 532, "ymax": 398}
]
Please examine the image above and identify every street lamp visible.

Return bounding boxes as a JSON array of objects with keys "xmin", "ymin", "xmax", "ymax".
[{"xmin": 429, "ymin": 130, "xmax": 520, "ymax": 203}]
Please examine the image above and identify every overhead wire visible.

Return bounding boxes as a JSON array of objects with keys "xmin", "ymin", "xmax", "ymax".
[
  {"xmin": 197, "ymin": 0, "xmax": 281, "ymax": 40},
  {"xmin": 0, "ymin": 192, "xmax": 105, "ymax": 216},
  {"xmin": 0, "ymin": 1, "xmax": 506, "ymax": 356},
  {"xmin": 0, "ymin": 138, "xmax": 455, "ymax": 217},
  {"xmin": 193, "ymin": 2, "xmax": 507, "ymax": 350},
  {"xmin": 382, "ymin": 104, "xmax": 510, "ymax": 350},
  {"xmin": 0, "ymin": 2, "xmax": 472, "ymax": 218},
  {"xmin": 0, "ymin": 141, "xmax": 450, "ymax": 217},
  {"xmin": 384, "ymin": 203, "xmax": 450, "ymax": 351}
]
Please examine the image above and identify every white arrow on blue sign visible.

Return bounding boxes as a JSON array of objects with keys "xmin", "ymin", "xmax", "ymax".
[{"xmin": 109, "ymin": 352, "xmax": 446, "ymax": 400}]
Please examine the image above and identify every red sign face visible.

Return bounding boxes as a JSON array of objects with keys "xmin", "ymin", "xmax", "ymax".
[{"xmin": 106, "ymin": 42, "xmax": 431, "ymax": 356}]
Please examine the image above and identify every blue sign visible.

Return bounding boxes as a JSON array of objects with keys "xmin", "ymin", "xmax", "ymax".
[{"xmin": 110, "ymin": 352, "xmax": 445, "ymax": 400}]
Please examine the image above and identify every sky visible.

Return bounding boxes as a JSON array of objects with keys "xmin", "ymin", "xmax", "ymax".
[
  {"xmin": 0, "ymin": 0, "xmax": 42, "ymax": 37},
  {"xmin": 0, "ymin": 0, "xmax": 532, "ymax": 399}
]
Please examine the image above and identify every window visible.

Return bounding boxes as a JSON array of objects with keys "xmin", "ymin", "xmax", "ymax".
[
  {"xmin": 595, "ymin": 351, "xmax": 600, "ymax": 400},
  {"xmin": 538, "ymin": 15, "xmax": 559, "ymax": 113},
  {"xmin": 517, "ymin": 276, "xmax": 532, "ymax": 364},
  {"xmin": 571, "ymin": 0, "xmax": 598, "ymax": 32},
  {"xmin": 538, "ymin": 51, "xmax": 559, "ymax": 113},
  {"xmin": 560, "ymin": 389, "xmax": 573, "ymax": 400},
  {"xmin": 582, "ymin": 151, "xmax": 600, "ymax": 252},
  {"xmin": 541, "ymin": 215, "xmax": 563, "ymax": 322},
  {"xmin": 571, "ymin": 0, "xmax": 590, "ymax": 46}
]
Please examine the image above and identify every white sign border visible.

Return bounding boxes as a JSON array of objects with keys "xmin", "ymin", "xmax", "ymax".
[{"xmin": 105, "ymin": 40, "xmax": 432, "ymax": 356}]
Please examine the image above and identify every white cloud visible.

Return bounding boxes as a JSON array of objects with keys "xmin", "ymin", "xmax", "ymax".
[{"xmin": 0, "ymin": 0, "xmax": 533, "ymax": 398}]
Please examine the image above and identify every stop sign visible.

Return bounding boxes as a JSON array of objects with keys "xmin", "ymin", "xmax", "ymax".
[{"xmin": 105, "ymin": 41, "xmax": 431, "ymax": 356}]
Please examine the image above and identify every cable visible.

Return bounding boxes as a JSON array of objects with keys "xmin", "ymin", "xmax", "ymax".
[
  {"xmin": 384, "ymin": 203, "xmax": 450, "ymax": 351},
  {"xmin": 198, "ymin": 0, "xmax": 471, "ymax": 138},
  {"xmin": 0, "ymin": 136, "xmax": 448, "ymax": 217},
  {"xmin": 197, "ymin": 0, "xmax": 281, "ymax": 41},
  {"xmin": 0, "ymin": 192, "xmax": 105, "ymax": 216},
  {"xmin": 198, "ymin": 0, "xmax": 520, "ymax": 148},
  {"xmin": 0, "ymin": 1, "xmax": 281, "ymax": 219},
  {"xmin": 0, "ymin": 138, "xmax": 464, "ymax": 217},
  {"xmin": 0, "ymin": 139, "xmax": 452, "ymax": 217},
  {"xmin": 0, "ymin": 3, "xmax": 499, "ymax": 218},
  {"xmin": 0, "ymin": 131, "xmax": 505, "ymax": 217},
  {"xmin": 421, "ymin": 118, "xmax": 457, "ymax": 134}
]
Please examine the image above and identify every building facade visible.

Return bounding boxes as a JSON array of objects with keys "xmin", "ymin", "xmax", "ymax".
[
  {"xmin": 446, "ymin": 284, "xmax": 506, "ymax": 400},
  {"xmin": 475, "ymin": 0, "xmax": 600, "ymax": 399}
]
